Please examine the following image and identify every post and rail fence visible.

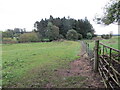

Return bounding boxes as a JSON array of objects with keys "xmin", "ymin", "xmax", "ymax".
[{"xmin": 83, "ymin": 40, "xmax": 120, "ymax": 89}]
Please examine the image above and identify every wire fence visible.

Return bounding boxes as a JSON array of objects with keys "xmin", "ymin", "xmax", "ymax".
[{"xmin": 81, "ymin": 41, "xmax": 94, "ymax": 59}]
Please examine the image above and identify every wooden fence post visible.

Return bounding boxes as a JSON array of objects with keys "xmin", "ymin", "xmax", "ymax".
[
  {"xmin": 87, "ymin": 43, "xmax": 89, "ymax": 56},
  {"xmin": 94, "ymin": 40, "xmax": 99, "ymax": 72}
]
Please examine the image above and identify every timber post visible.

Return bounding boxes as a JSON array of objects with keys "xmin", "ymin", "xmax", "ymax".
[{"xmin": 94, "ymin": 40, "xmax": 99, "ymax": 72}]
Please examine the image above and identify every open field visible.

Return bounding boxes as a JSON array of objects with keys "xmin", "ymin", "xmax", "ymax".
[
  {"xmin": 100, "ymin": 36, "xmax": 119, "ymax": 50},
  {"xmin": 2, "ymin": 41, "xmax": 85, "ymax": 87},
  {"xmin": 2, "ymin": 36, "xmax": 119, "ymax": 88},
  {"xmin": 87, "ymin": 36, "xmax": 119, "ymax": 50}
]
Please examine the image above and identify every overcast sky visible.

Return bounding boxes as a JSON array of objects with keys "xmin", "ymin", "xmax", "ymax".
[{"xmin": 0, "ymin": 0, "xmax": 118, "ymax": 34}]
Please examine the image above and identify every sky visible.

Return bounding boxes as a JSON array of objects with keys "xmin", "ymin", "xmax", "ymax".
[{"xmin": 0, "ymin": 0, "xmax": 118, "ymax": 34}]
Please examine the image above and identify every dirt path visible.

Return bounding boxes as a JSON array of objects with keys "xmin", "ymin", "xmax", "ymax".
[
  {"xmin": 55, "ymin": 41, "xmax": 104, "ymax": 88},
  {"xmin": 9, "ymin": 41, "xmax": 104, "ymax": 88}
]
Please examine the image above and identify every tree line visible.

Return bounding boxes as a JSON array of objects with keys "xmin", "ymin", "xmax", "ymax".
[
  {"xmin": 2, "ymin": 28, "xmax": 26, "ymax": 39},
  {"xmin": 34, "ymin": 15, "xmax": 96, "ymax": 41},
  {"xmin": 2, "ymin": 16, "xmax": 96, "ymax": 43}
]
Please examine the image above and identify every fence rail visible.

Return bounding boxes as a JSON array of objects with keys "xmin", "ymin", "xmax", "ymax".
[{"xmin": 83, "ymin": 40, "xmax": 120, "ymax": 89}]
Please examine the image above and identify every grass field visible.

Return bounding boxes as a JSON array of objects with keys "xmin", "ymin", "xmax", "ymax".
[
  {"xmin": 100, "ymin": 36, "xmax": 119, "ymax": 50},
  {"xmin": 2, "ymin": 41, "xmax": 83, "ymax": 87},
  {"xmin": 88, "ymin": 36, "xmax": 119, "ymax": 50}
]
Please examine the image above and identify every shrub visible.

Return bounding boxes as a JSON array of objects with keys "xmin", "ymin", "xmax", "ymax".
[
  {"xmin": 93, "ymin": 34, "xmax": 97, "ymax": 37},
  {"xmin": 41, "ymin": 39, "xmax": 50, "ymax": 42},
  {"xmin": 2, "ymin": 38, "xmax": 18, "ymax": 44},
  {"xmin": 101, "ymin": 34, "xmax": 105, "ymax": 38},
  {"xmin": 78, "ymin": 33, "xmax": 83, "ymax": 40},
  {"xmin": 109, "ymin": 33, "xmax": 112, "ymax": 38},
  {"xmin": 58, "ymin": 34, "xmax": 64, "ymax": 39},
  {"xmin": 18, "ymin": 32, "xmax": 40, "ymax": 42},
  {"xmin": 66, "ymin": 29, "xmax": 78, "ymax": 40},
  {"xmin": 86, "ymin": 33, "xmax": 92, "ymax": 39},
  {"xmin": 101, "ymin": 34, "xmax": 111, "ymax": 39}
]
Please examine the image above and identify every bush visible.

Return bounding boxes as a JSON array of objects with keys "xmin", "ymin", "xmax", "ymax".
[
  {"xmin": 109, "ymin": 33, "xmax": 112, "ymax": 38},
  {"xmin": 86, "ymin": 33, "xmax": 92, "ymax": 39},
  {"xmin": 101, "ymin": 34, "xmax": 105, "ymax": 38},
  {"xmin": 58, "ymin": 34, "xmax": 64, "ymax": 39},
  {"xmin": 18, "ymin": 32, "xmax": 40, "ymax": 42},
  {"xmin": 66, "ymin": 29, "xmax": 78, "ymax": 40},
  {"xmin": 41, "ymin": 39, "xmax": 50, "ymax": 42},
  {"xmin": 2, "ymin": 38, "xmax": 18, "ymax": 44},
  {"xmin": 78, "ymin": 33, "xmax": 83, "ymax": 40},
  {"xmin": 93, "ymin": 34, "xmax": 97, "ymax": 37},
  {"xmin": 101, "ymin": 34, "xmax": 111, "ymax": 39}
]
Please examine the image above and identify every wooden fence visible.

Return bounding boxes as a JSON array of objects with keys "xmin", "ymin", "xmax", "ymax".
[{"xmin": 84, "ymin": 40, "xmax": 120, "ymax": 89}]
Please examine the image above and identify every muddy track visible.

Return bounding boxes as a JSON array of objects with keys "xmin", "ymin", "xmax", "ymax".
[
  {"xmin": 55, "ymin": 41, "xmax": 104, "ymax": 88},
  {"xmin": 8, "ymin": 41, "xmax": 104, "ymax": 88}
]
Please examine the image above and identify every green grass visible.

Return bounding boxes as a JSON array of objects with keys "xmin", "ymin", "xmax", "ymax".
[
  {"xmin": 87, "ymin": 36, "xmax": 119, "ymax": 50},
  {"xmin": 85, "ymin": 36, "xmax": 119, "ymax": 57},
  {"xmin": 100, "ymin": 36, "xmax": 119, "ymax": 50},
  {"xmin": 2, "ymin": 41, "xmax": 82, "ymax": 87}
]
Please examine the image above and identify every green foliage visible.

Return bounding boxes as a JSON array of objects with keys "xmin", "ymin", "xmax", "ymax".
[
  {"xmin": 78, "ymin": 33, "xmax": 83, "ymax": 40},
  {"xmin": 2, "ymin": 30, "xmax": 14, "ymax": 38},
  {"xmin": 45, "ymin": 22, "xmax": 59, "ymax": 41},
  {"xmin": 18, "ymin": 32, "xmax": 40, "ymax": 42},
  {"xmin": 59, "ymin": 34, "xmax": 64, "ymax": 39},
  {"xmin": 101, "ymin": 34, "xmax": 112, "ymax": 39},
  {"xmin": 109, "ymin": 33, "xmax": 113, "ymax": 38},
  {"xmin": 2, "ymin": 28, "xmax": 26, "ymax": 39},
  {"xmin": 41, "ymin": 39, "xmax": 50, "ymax": 42},
  {"xmin": 92, "ymin": 34, "xmax": 97, "ymax": 37},
  {"xmin": 86, "ymin": 33, "xmax": 92, "ymax": 39},
  {"xmin": 3, "ymin": 38, "xmax": 14, "ymax": 41},
  {"xmin": 95, "ymin": 0, "xmax": 119, "ymax": 25},
  {"xmin": 34, "ymin": 16, "xmax": 94, "ymax": 39},
  {"xmin": 2, "ymin": 38, "xmax": 18, "ymax": 44},
  {"xmin": 66, "ymin": 29, "xmax": 78, "ymax": 40}
]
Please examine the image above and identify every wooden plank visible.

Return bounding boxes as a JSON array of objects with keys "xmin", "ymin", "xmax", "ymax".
[
  {"xmin": 99, "ymin": 43, "xmax": 120, "ymax": 52},
  {"xmin": 98, "ymin": 68, "xmax": 108, "ymax": 88},
  {"xmin": 109, "ymin": 71, "xmax": 120, "ymax": 87},
  {"xmin": 110, "ymin": 66, "xmax": 120, "ymax": 76},
  {"xmin": 113, "ymin": 69, "xmax": 120, "ymax": 86},
  {"xmin": 112, "ymin": 57, "xmax": 120, "ymax": 64},
  {"xmin": 102, "ymin": 65, "xmax": 120, "ymax": 87},
  {"xmin": 99, "ymin": 62, "xmax": 108, "ymax": 80},
  {"xmin": 102, "ymin": 55, "xmax": 120, "ymax": 76},
  {"xmin": 100, "ymin": 56, "xmax": 120, "ymax": 86},
  {"xmin": 108, "ymin": 82, "xmax": 114, "ymax": 89},
  {"xmin": 104, "ymin": 54, "xmax": 120, "ymax": 64},
  {"xmin": 100, "ymin": 56, "xmax": 109, "ymax": 66}
]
